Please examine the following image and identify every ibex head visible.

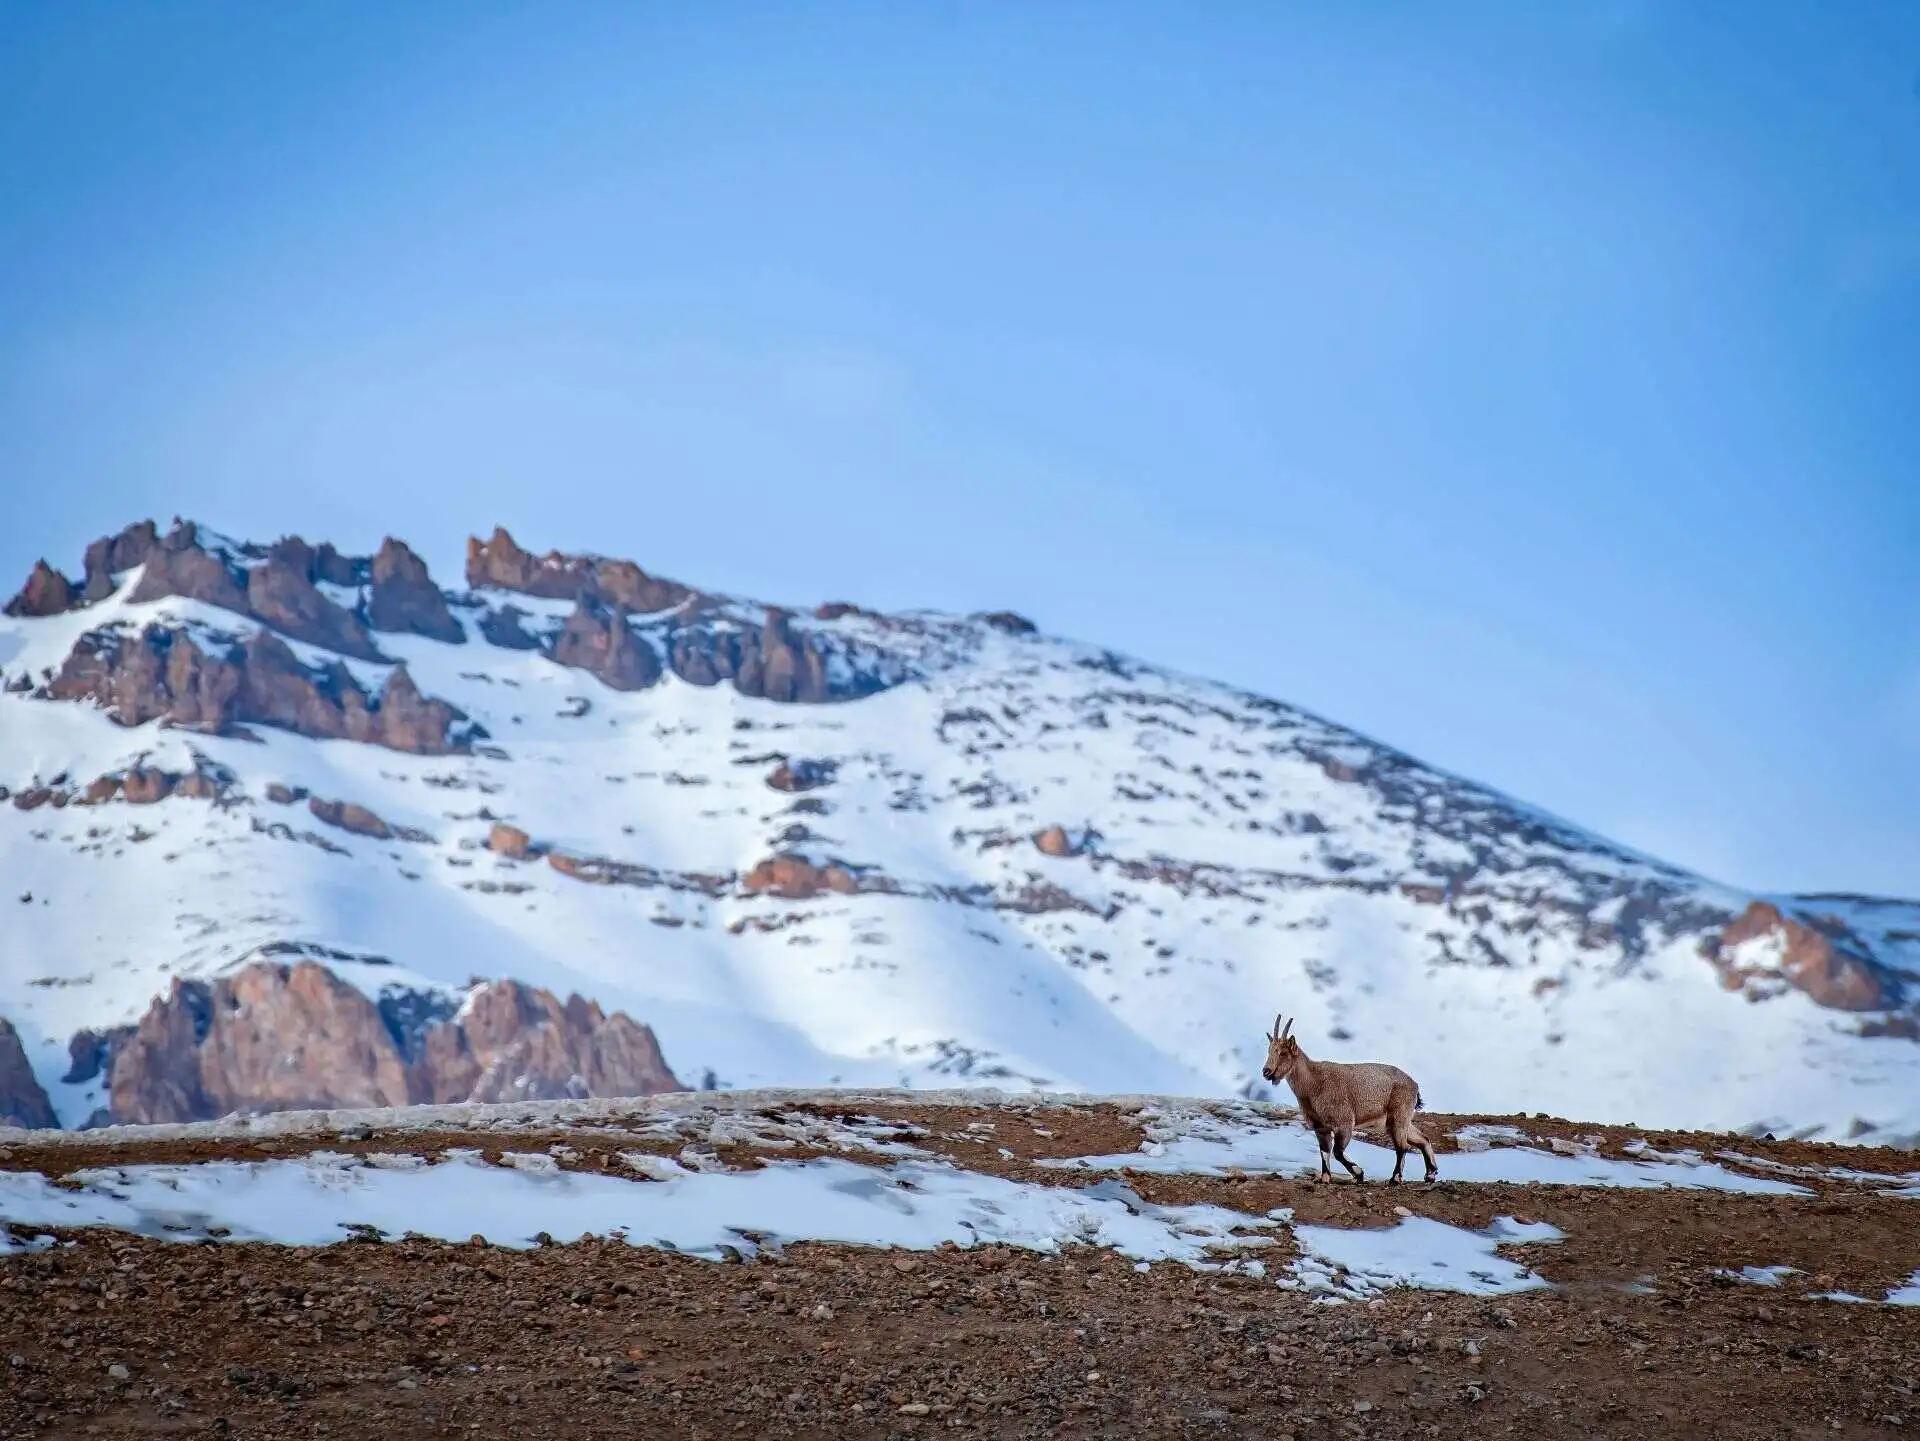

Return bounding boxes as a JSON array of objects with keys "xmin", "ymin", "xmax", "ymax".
[{"xmin": 1261, "ymin": 1013, "xmax": 1300, "ymax": 1085}]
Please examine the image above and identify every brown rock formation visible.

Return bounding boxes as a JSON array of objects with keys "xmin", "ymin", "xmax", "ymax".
[
  {"xmin": 267, "ymin": 535, "xmax": 364, "ymax": 590},
  {"xmin": 487, "ymin": 823, "xmax": 535, "ymax": 859},
  {"xmin": 126, "ymin": 522, "xmax": 249, "ymax": 612},
  {"xmin": 466, "ymin": 527, "xmax": 692, "ymax": 614},
  {"xmin": 46, "ymin": 623, "xmax": 473, "ymax": 755},
  {"xmin": 543, "ymin": 851, "xmax": 734, "ymax": 896},
  {"xmin": 117, "ymin": 522, "xmax": 384, "ymax": 660},
  {"xmin": 110, "ymin": 964, "xmax": 417, "ymax": 1123},
  {"xmin": 121, "ymin": 766, "xmax": 175, "ymax": 805},
  {"xmin": 4, "ymin": 560, "xmax": 77, "ymax": 617},
  {"xmin": 309, "ymin": 797, "xmax": 393, "ymax": 840},
  {"xmin": 244, "ymin": 553, "xmax": 384, "ymax": 661},
  {"xmin": 409, "ymin": 979, "xmax": 680, "ymax": 1106},
  {"xmin": 767, "ymin": 758, "xmax": 836, "ymax": 793},
  {"xmin": 1713, "ymin": 901, "xmax": 1892, "ymax": 1013},
  {"xmin": 0, "ymin": 1017, "xmax": 58, "ymax": 1130},
  {"xmin": 368, "ymin": 538, "xmax": 464, "ymax": 643},
  {"xmin": 47, "ymin": 623, "xmax": 241, "ymax": 732},
  {"xmin": 81, "ymin": 520, "xmax": 160, "ymax": 601},
  {"xmin": 1032, "ymin": 825, "xmax": 1085, "ymax": 859},
  {"xmin": 741, "ymin": 855, "xmax": 861, "ymax": 900},
  {"xmin": 549, "ymin": 601, "xmax": 661, "ymax": 691},
  {"xmin": 106, "ymin": 962, "xmax": 681, "ymax": 1125},
  {"xmin": 76, "ymin": 774, "xmax": 121, "ymax": 805},
  {"xmin": 667, "ymin": 610, "xmax": 835, "ymax": 702}
]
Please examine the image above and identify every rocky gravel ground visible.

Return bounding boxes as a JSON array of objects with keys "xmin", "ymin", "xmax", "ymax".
[
  {"xmin": 3, "ymin": 1097, "xmax": 1917, "ymax": 1439},
  {"xmin": 3, "ymin": 1230, "xmax": 1916, "ymax": 1440}
]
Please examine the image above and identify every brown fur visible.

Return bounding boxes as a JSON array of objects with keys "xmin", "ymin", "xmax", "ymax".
[{"xmin": 1260, "ymin": 1015, "xmax": 1437, "ymax": 1184}]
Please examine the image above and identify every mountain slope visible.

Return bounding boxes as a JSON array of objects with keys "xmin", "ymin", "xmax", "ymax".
[{"xmin": 2, "ymin": 519, "xmax": 1915, "ymax": 1140}]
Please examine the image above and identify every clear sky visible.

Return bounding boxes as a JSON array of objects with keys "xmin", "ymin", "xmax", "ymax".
[{"xmin": 3, "ymin": 2, "xmax": 1917, "ymax": 897}]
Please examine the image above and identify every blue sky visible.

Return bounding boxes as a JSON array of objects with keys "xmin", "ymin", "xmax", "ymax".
[{"xmin": 2, "ymin": 2, "xmax": 1917, "ymax": 895}]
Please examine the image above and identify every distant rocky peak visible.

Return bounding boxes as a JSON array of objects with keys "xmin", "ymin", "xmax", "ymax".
[
  {"xmin": 465, "ymin": 525, "xmax": 695, "ymax": 615},
  {"xmin": 8, "ymin": 518, "xmax": 1027, "ymax": 721}
]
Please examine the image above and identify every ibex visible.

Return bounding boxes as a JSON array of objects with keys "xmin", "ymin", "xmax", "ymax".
[{"xmin": 1261, "ymin": 1015, "xmax": 1437, "ymax": 1184}]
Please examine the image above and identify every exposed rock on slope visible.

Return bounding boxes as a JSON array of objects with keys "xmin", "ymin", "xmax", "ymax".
[
  {"xmin": 46, "ymin": 624, "xmax": 476, "ymax": 755},
  {"xmin": 549, "ymin": 601, "xmax": 661, "ymax": 691},
  {"xmin": 411, "ymin": 979, "xmax": 680, "ymax": 1106},
  {"xmin": 1710, "ymin": 901, "xmax": 1899, "ymax": 1012},
  {"xmin": 467, "ymin": 526, "xmax": 693, "ymax": 614},
  {"xmin": 0, "ymin": 1017, "xmax": 57, "ymax": 1129},
  {"xmin": 368, "ymin": 538, "xmax": 465, "ymax": 643},
  {"xmin": 3, "ymin": 560, "xmax": 76, "ymax": 618},
  {"xmin": 107, "ymin": 962, "xmax": 682, "ymax": 1125},
  {"xmin": 82, "ymin": 520, "xmax": 161, "ymax": 601}
]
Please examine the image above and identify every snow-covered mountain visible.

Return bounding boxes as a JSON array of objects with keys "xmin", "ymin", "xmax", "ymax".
[{"xmin": 2, "ymin": 519, "xmax": 1915, "ymax": 1141}]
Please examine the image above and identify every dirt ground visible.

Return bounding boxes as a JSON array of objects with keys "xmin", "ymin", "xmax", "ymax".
[{"xmin": 2, "ymin": 1100, "xmax": 1917, "ymax": 1439}]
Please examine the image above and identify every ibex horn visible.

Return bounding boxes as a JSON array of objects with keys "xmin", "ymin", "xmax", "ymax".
[
  {"xmin": 1281, "ymin": 1017, "xmax": 1293, "ymax": 1041},
  {"xmin": 1272, "ymin": 1012, "xmax": 1284, "ymax": 1039}
]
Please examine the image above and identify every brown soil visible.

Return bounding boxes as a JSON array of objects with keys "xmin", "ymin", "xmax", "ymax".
[{"xmin": 2, "ymin": 1099, "xmax": 1917, "ymax": 1439}]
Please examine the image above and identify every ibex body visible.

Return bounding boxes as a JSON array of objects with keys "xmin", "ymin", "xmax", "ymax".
[{"xmin": 1260, "ymin": 1016, "xmax": 1437, "ymax": 1184}]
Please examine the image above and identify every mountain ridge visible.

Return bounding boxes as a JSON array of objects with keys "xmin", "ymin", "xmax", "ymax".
[{"xmin": 2, "ymin": 518, "xmax": 1915, "ymax": 1141}]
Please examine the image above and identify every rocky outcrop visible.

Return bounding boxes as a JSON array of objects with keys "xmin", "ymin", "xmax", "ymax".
[
  {"xmin": 266, "ymin": 535, "xmax": 364, "ymax": 589},
  {"xmin": 0, "ymin": 1017, "xmax": 58, "ymax": 1130},
  {"xmin": 16, "ymin": 519, "xmax": 926, "ymax": 708},
  {"xmin": 4, "ymin": 560, "xmax": 77, "ymax": 618},
  {"xmin": 105, "ymin": 962, "xmax": 682, "ymax": 1125},
  {"xmin": 465, "ymin": 530, "xmax": 903, "ymax": 704},
  {"xmin": 549, "ymin": 601, "xmax": 661, "ymax": 691},
  {"xmin": 46, "ymin": 623, "xmax": 476, "ymax": 755},
  {"xmin": 408, "ymin": 979, "xmax": 680, "ymax": 1106},
  {"xmin": 309, "ymin": 797, "xmax": 394, "ymax": 840},
  {"xmin": 767, "ymin": 758, "xmax": 836, "ymax": 793},
  {"xmin": 244, "ymin": 551, "xmax": 384, "ymax": 661},
  {"xmin": 126, "ymin": 521, "xmax": 250, "ymax": 612},
  {"xmin": 76, "ymin": 762, "xmax": 227, "ymax": 807},
  {"xmin": 107, "ymin": 521, "xmax": 384, "ymax": 661},
  {"xmin": 1032, "ymin": 824, "xmax": 1089, "ymax": 859},
  {"xmin": 487, "ymin": 823, "xmax": 536, "ymax": 859},
  {"xmin": 544, "ymin": 851, "xmax": 734, "ymax": 897},
  {"xmin": 1710, "ymin": 902, "xmax": 1895, "ymax": 1013},
  {"xmin": 368, "ymin": 539, "xmax": 464, "ymax": 643},
  {"xmin": 667, "ymin": 610, "xmax": 836, "ymax": 702},
  {"xmin": 81, "ymin": 520, "xmax": 160, "ymax": 601},
  {"xmin": 467, "ymin": 526, "xmax": 693, "ymax": 614},
  {"xmin": 110, "ymin": 964, "xmax": 417, "ymax": 1122},
  {"xmin": 741, "ymin": 855, "xmax": 862, "ymax": 900}
]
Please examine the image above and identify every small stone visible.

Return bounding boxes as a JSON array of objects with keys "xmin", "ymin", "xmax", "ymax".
[
  {"xmin": 1353, "ymin": 1400, "xmax": 1373, "ymax": 1414},
  {"xmin": 1461, "ymin": 1339, "xmax": 1481, "ymax": 1357},
  {"xmin": 106, "ymin": 1363, "xmax": 131, "ymax": 1381},
  {"xmin": 1392, "ymin": 1205, "xmax": 1411, "ymax": 1217},
  {"xmin": 892, "ymin": 1256, "xmax": 920, "ymax": 1274},
  {"xmin": 396, "ymin": 1377, "xmax": 419, "ymax": 1391},
  {"xmin": 897, "ymin": 1402, "xmax": 930, "ymax": 1416},
  {"xmin": 811, "ymin": 1304, "xmax": 834, "ymax": 1321},
  {"xmin": 1085, "ymin": 1371, "xmax": 1101, "ymax": 1383},
  {"xmin": 1464, "ymin": 1384, "xmax": 1486, "ymax": 1404}
]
